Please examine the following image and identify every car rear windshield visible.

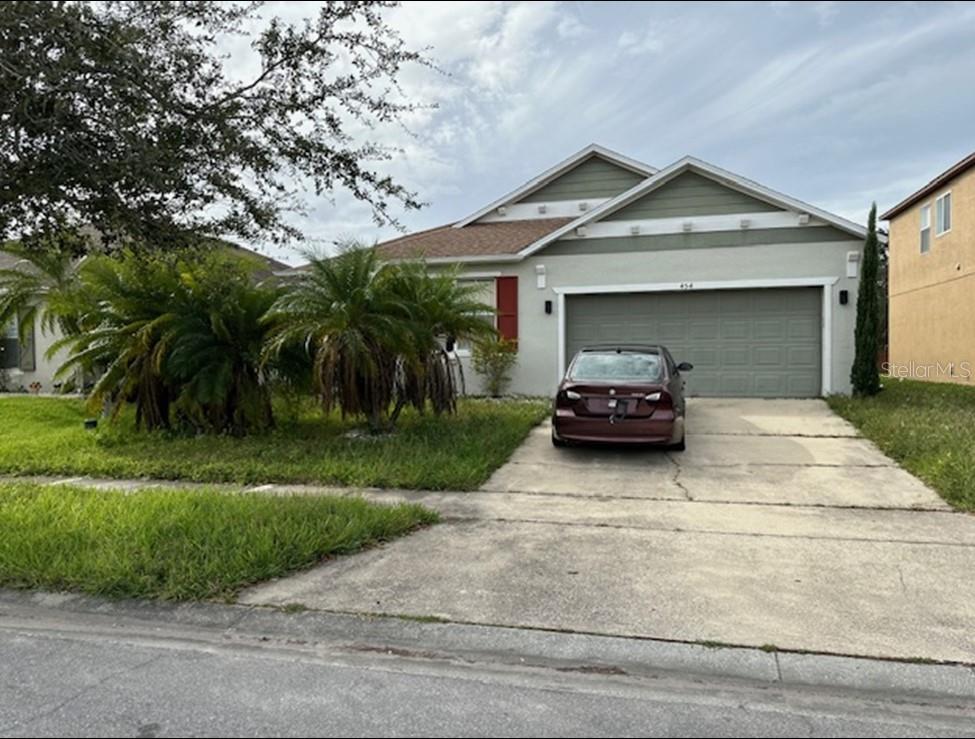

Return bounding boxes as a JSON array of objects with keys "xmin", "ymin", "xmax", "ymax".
[{"xmin": 569, "ymin": 352, "xmax": 663, "ymax": 382}]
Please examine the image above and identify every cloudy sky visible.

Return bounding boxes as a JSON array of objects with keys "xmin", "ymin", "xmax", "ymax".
[{"xmin": 252, "ymin": 1, "xmax": 975, "ymax": 264}]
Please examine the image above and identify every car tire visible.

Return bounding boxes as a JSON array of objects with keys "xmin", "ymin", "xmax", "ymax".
[
  {"xmin": 551, "ymin": 430, "xmax": 567, "ymax": 448},
  {"xmin": 668, "ymin": 434, "xmax": 686, "ymax": 452}
]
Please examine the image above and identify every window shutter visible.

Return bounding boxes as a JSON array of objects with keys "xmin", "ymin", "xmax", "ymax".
[
  {"xmin": 495, "ymin": 276, "xmax": 518, "ymax": 342},
  {"xmin": 17, "ymin": 313, "xmax": 35, "ymax": 372}
]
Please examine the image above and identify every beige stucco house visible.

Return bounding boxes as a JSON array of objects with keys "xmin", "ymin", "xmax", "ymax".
[
  {"xmin": 881, "ymin": 151, "xmax": 975, "ymax": 385},
  {"xmin": 373, "ymin": 144, "xmax": 868, "ymax": 398}
]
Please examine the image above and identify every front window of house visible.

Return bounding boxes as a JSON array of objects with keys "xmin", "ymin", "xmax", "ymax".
[
  {"xmin": 454, "ymin": 279, "xmax": 496, "ymax": 355},
  {"xmin": 919, "ymin": 203, "xmax": 931, "ymax": 253}
]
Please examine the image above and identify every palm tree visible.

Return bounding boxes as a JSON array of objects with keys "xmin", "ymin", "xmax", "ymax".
[
  {"xmin": 264, "ymin": 246, "xmax": 410, "ymax": 432},
  {"xmin": 265, "ymin": 247, "xmax": 496, "ymax": 431},
  {"xmin": 54, "ymin": 250, "xmax": 280, "ymax": 434},
  {"xmin": 0, "ymin": 240, "xmax": 83, "ymax": 350},
  {"xmin": 162, "ymin": 258, "xmax": 278, "ymax": 435},
  {"xmin": 52, "ymin": 254, "xmax": 182, "ymax": 430},
  {"xmin": 385, "ymin": 262, "xmax": 496, "ymax": 420}
]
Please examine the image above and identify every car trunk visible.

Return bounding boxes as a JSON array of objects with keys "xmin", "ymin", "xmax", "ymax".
[{"xmin": 562, "ymin": 382, "xmax": 665, "ymax": 419}]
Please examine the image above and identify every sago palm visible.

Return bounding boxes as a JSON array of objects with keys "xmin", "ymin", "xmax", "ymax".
[
  {"xmin": 162, "ymin": 257, "xmax": 278, "ymax": 435},
  {"xmin": 51, "ymin": 254, "xmax": 182, "ymax": 430}
]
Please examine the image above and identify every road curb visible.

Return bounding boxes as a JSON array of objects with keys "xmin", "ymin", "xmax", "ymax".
[{"xmin": 2, "ymin": 589, "xmax": 973, "ymax": 700}]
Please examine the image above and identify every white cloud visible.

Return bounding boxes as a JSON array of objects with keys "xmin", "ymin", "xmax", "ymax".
[
  {"xmin": 617, "ymin": 28, "xmax": 663, "ymax": 56},
  {"xmin": 209, "ymin": 1, "xmax": 975, "ymax": 264}
]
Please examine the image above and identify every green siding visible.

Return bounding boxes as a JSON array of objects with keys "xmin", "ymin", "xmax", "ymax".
[
  {"xmin": 543, "ymin": 226, "xmax": 854, "ymax": 256},
  {"xmin": 517, "ymin": 155, "xmax": 646, "ymax": 203},
  {"xmin": 605, "ymin": 172, "xmax": 780, "ymax": 220}
]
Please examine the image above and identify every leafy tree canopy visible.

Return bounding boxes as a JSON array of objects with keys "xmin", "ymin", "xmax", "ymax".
[{"xmin": 0, "ymin": 1, "xmax": 428, "ymax": 254}]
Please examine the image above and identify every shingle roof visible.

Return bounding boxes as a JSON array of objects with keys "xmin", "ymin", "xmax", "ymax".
[
  {"xmin": 374, "ymin": 218, "xmax": 574, "ymax": 260},
  {"xmin": 881, "ymin": 151, "xmax": 975, "ymax": 221}
]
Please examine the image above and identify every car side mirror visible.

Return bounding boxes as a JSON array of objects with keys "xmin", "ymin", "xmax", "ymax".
[{"xmin": 676, "ymin": 362, "xmax": 693, "ymax": 372}]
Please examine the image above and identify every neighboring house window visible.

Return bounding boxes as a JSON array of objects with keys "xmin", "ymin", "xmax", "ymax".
[
  {"xmin": 0, "ymin": 321, "xmax": 18, "ymax": 370},
  {"xmin": 0, "ymin": 316, "xmax": 35, "ymax": 372},
  {"xmin": 919, "ymin": 203, "xmax": 931, "ymax": 253},
  {"xmin": 936, "ymin": 192, "xmax": 952, "ymax": 235}
]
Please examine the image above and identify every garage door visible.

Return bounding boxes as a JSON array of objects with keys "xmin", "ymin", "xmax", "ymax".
[{"xmin": 565, "ymin": 288, "xmax": 822, "ymax": 397}]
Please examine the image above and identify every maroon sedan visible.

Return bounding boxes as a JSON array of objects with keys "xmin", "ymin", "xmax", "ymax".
[{"xmin": 552, "ymin": 345, "xmax": 692, "ymax": 450}]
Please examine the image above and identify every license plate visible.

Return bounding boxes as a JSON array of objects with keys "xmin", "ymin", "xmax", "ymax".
[{"xmin": 607, "ymin": 398, "xmax": 617, "ymax": 409}]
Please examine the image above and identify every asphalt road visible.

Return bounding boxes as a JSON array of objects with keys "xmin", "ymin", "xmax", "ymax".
[{"xmin": 2, "ymin": 622, "xmax": 974, "ymax": 738}]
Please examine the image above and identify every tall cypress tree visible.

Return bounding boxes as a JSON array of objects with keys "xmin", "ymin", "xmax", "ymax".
[{"xmin": 851, "ymin": 203, "xmax": 881, "ymax": 395}]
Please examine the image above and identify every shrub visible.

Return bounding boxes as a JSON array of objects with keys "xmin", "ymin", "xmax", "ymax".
[{"xmin": 472, "ymin": 336, "xmax": 518, "ymax": 397}]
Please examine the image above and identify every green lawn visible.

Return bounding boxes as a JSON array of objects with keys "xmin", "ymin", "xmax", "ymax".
[
  {"xmin": 0, "ymin": 396, "xmax": 549, "ymax": 490},
  {"xmin": 828, "ymin": 379, "xmax": 975, "ymax": 511},
  {"xmin": 0, "ymin": 481, "xmax": 436, "ymax": 600}
]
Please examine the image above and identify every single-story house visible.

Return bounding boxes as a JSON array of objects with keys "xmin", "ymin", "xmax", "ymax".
[
  {"xmin": 881, "ymin": 150, "xmax": 974, "ymax": 384},
  {"xmin": 374, "ymin": 144, "xmax": 868, "ymax": 398},
  {"xmin": 0, "ymin": 243, "xmax": 289, "ymax": 393}
]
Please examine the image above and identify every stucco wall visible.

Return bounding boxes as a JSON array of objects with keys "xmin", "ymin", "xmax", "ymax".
[
  {"xmin": 457, "ymin": 235, "xmax": 863, "ymax": 397},
  {"xmin": 887, "ymin": 167, "xmax": 975, "ymax": 384},
  {"xmin": 2, "ymin": 322, "xmax": 72, "ymax": 393}
]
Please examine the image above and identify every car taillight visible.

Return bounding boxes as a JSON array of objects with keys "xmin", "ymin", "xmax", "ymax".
[
  {"xmin": 565, "ymin": 390, "xmax": 582, "ymax": 400},
  {"xmin": 645, "ymin": 390, "xmax": 673, "ymax": 408}
]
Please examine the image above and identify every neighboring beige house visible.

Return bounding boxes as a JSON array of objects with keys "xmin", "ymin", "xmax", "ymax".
[
  {"xmin": 370, "ymin": 144, "xmax": 868, "ymax": 398},
  {"xmin": 881, "ymin": 151, "xmax": 975, "ymax": 385}
]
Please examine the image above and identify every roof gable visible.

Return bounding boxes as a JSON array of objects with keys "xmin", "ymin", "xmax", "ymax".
[
  {"xmin": 519, "ymin": 157, "xmax": 867, "ymax": 257},
  {"xmin": 452, "ymin": 144, "xmax": 655, "ymax": 228},
  {"xmin": 515, "ymin": 154, "xmax": 646, "ymax": 204},
  {"xmin": 604, "ymin": 171, "xmax": 781, "ymax": 220}
]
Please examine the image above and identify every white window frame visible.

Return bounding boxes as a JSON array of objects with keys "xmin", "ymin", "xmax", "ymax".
[
  {"xmin": 919, "ymin": 203, "xmax": 931, "ymax": 254},
  {"xmin": 935, "ymin": 191, "xmax": 952, "ymax": 236},
  {"xmin": 453, "ymin": 275, "xmax": 498, "ymax": 357}
]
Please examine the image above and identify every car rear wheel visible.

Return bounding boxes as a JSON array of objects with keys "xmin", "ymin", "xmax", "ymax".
[
  {"xmin": 667, "ymin": 433, "xmax": 686, "ymax": 452},
  {"xmin": 551, "ymin": 429, "xmax": 567, "ymax": 447}
]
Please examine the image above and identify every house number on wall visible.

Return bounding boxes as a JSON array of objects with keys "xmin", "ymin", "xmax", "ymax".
[{"xmin": 679, "ymin": 282, "xmax": 695, "ymax": 290}]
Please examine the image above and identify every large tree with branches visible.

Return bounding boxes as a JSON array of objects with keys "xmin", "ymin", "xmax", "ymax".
[{"xmin": 0, "ymin": 1, "xmax": 427, "ymax": 253}]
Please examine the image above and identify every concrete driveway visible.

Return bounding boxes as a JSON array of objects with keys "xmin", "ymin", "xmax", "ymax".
[{"xmin": 241, "ymin": 399, "xmax": 975, "ymax": 664}]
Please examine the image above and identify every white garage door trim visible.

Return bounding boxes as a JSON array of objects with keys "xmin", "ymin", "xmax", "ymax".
[{"xmin": 553, "ymin": 277, "xmax": 840, "ymax": 395}]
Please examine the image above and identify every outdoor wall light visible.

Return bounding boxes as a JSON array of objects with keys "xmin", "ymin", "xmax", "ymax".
[
  {"xmin": 544, "ymin": 300, "xmax": 553, "ymax": 315},
  {"xmin": 839, "ymin": 290, "xmax": 849, "ymax": 305}
]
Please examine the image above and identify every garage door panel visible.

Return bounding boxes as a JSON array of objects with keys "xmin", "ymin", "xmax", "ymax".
[
  {"xmin": 720, "ymin": 319, "xmax": 750, "ymax": 340},
  {"xmin": 688, "ymin": 320, "xmax": 719, "ymax": 340},
  {"xmin": 753, "ymin": 319, "xmax": 785, "ymax": 341},
  {"xmin": 565, "ymin": 288, "xmax": 821, "ymax": 398},
  {"xmin": 754, "ymin": 346, "xmax": 787, "ymax": 367},
  {"xmin": 721, "ymin": 347, "xmax": 750, "ymax": 366}
]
